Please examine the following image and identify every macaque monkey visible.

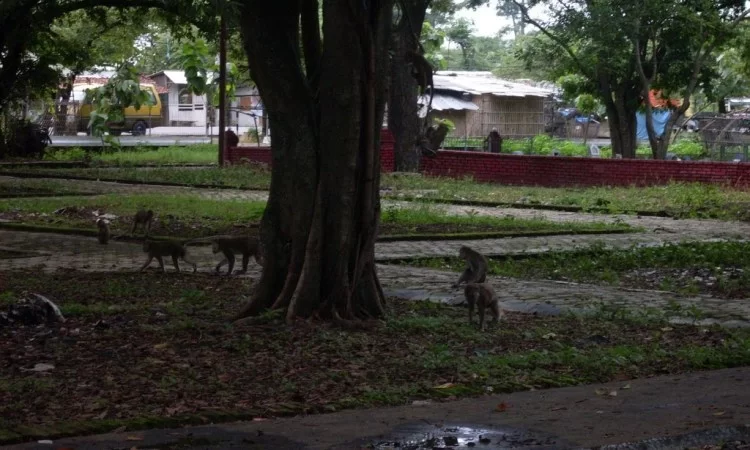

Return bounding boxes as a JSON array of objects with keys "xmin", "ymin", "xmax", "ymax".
[
  {"xmin": 453, "ymin": 245, "xmax": 488, "ymax": 288},
  {"xmin": 225, "ymin": 129, "xmax": 239, "ymax": 148},
  {"xmin": 187, "ymin": 235, "xmax": 262, "ymax": 275},
  {"xmin": 464, "ymin": 282, "xmax": 503, "ymax": 330},
  {"xmin": 140, "ymin": 239, "xmax": 197, "ymax": 273},
  {"xmin": 131, "ymin": 209, "xmax": 154, "ymax": 237},
  {"xmin": 96, "ymin": 218, "xmax": 110, "ymax": 245}
]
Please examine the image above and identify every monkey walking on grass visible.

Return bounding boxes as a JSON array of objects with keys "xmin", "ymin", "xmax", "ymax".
[
  {"xmin": 185, "ymin": 235, "xmax": 263, "ymax": 275},
  {"xmin": 140, "ymin": 239, "xmax": 197, "ymax": 273},
  {"xmin": 464, "ymin": 282, "xmax": 504, "ymax": 330}
]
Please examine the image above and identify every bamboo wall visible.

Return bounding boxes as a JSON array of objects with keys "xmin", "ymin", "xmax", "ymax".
[{"xmin": 433, "ymin": 94, "xmax": 546, "ymax": 139}]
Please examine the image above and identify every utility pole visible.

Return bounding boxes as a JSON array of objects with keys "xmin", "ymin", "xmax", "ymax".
[{"xmin": 218, "ymin": 13, "xmax": 227, "ymax": 166}]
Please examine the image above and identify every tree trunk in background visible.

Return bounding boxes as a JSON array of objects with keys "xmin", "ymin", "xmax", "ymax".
[
  {"xmin": 718, "ymin": 96, "xmax": 727, "ymax": 114},
  {"xmin": 388, "ymin": 0, "xmax": 428, "ymax": 172},
  {"xmin": 599, "ymin": 76, "xmax": 639, "ymax": 159},
  {"xmin": 236, "ymin": 0, "xmax": 391, "ymax": 323},
  {"xmin": 54, "ymin": 74, "xmax": 76, "ymax": 135}
]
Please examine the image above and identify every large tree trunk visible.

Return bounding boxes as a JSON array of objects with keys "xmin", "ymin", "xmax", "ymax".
[
  {"xmin": 236, "ymin": 0, "xmax": 391, "ymax": 323},
  {"xmin": 604, "ymin": 101, "xmax": 638, "ymax": 159},
  {"xmin": 388, "ymin": 0, "xmax": 428, "ymax": 172},
  {"xmin": 599, "ymin": 75, "xmax": 639, "ymax": 159}
]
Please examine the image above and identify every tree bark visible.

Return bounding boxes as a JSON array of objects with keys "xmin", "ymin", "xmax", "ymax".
[
  {"xmin": 236, "ymin": 0, "xmax": 391, "ymax": 323},
  {"xmin": 388, "ymin": 0, "xmax": 429, "ymax": 172},
  {"xmin": 54, "ymin": 73, "xmax": 77, "ymax": 135},
  {"xmin": 599, "ymin": 75, "xmax": 639, "ymax": 159},
  {"xmin": 718, "ymin": 96, "xmax": 727, "ymax": 114}
]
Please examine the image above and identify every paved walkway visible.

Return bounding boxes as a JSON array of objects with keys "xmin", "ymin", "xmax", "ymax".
[
  {"xmin": 1, "ymin": 229, "xmax": 748, "ymax": 326},
  {"xmin": 5, "ymin": 367, "xmax": 750, "ymax": 449}
]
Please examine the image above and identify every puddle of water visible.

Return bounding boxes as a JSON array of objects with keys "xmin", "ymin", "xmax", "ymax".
[{"xmin": 346, "ymin": 422, "xmax": 566, "ymax": 450}]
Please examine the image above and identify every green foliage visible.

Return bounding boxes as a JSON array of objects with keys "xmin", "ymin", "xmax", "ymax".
[
  {"xmin": 178, "ymin": 39, "xmax": 240, "ymax": 106},
  {"xmin": 433, "ymin": 118, "xmax": 455, "ymax": 132},
  {"xmin": 575, "ymin": 94, "xmax": 598, "ymax": 115},
  {"xmin": 420, "ymin": 21, "xmax": 447, "ymax": 70},
  {"xmin": 84, "ymin": 64, "xmax": 154, "ymax": 137},
  {"xmin": 44, "ymin": 144, "xmax": 219, "ymax": 165}
]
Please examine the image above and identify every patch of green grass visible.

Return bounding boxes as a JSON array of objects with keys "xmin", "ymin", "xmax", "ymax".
[
  {"xmin": 3, "ymin": 166, "xmax": 271, "ymax": 190},
  {"xmin": 0, "ymin": 194, "xmax": 630, "ymax": 238},
  {"xmin": 443, "ymin": 134, "xmax": 706, "ymax": 159},
  {"xmin": 405, "ymin": 241, "xmax": 750, "ymax": 298},
  {"xmin": 0, "ymin": 291, "xmax": 17, "ymax": 307},
  {"xmin": 44, "ymin": 144, "xmax": 219, "ymax": 166},
  {"xmin": 382, "ymin": 175, "xmax": 750, "ymax": 219},
  {"xmin": 0, "ymin": 178, "xmax": 90, "ymax": 196},
  {"xmin": 0, "ymin": 193, "xmax": 266, "ymax": 237},
  {"xmin": 380, "ymin": 204, "xmax": 632, "ymax": 233}
]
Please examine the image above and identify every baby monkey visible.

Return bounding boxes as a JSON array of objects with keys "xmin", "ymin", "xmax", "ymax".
[
  {"xmin": 131, "ymin": 209, "xmax": 154, "ymax": 237},
  {"xmin": 464, "ymin": 282, "xmax": 503, "ymax": 330},
  {"xmin": 140, "ymin": 239, "xmax": 197, "ymax": 273},
  {"xmin": 453, "ymin": 245, "xmax": 488, "ymax": 288},
  {"xmin": 96, "ymin": 218, "xmax": 110, "ymax": 245}
]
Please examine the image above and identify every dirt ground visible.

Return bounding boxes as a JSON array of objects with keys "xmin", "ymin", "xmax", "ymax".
[{"xmin": 4, "ymin": 367, "xmax": 750, "ymax": 449}]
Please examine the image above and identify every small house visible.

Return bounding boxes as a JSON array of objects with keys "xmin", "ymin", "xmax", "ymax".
[{"xmin": 422, "ymin": 71, "xmax": 554, "ymax": 139}]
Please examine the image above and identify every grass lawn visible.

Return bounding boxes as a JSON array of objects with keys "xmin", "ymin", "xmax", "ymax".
[
  {"xmin": 0, "ymin": 194, "xmax": 632, "ymax": 239},
  {"xmin": 1, "ymin": 271, "xmax": 749, "ymax": 443},
  {"xmin": 405, "ymin": 241, "xmax": 750, "ymax": 299},
  {"xmin": 2, "ymin": 166, "xmax": 272, "ymax": 190},
  {"xmin": 7, "ymin": 163, "xmax": 750, "ymax": 219},
  {"xmin": 0, "ymin": 178, "xmax": 93, "ymax": 197},
  {"xmin": 44, "ymin": 144, "xmax": 220, "ymax": 166},
  {"xmin": 383, "ymin": 176, "xmax": 750, "ymax": 220}
]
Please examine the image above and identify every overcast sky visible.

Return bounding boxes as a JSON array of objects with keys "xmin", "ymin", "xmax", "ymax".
[
  {"xmin": 452, "ymin": 0, "xmax": 547, "ymax": 38},
  {"xmin": 455, "ymin": 1, "xmax": 508, "ymax": 37}
]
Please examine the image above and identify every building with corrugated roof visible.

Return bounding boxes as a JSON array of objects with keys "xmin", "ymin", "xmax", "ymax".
[{"xmin": 418, "ymin": 71, "xmax": 555, "ymax": 139}]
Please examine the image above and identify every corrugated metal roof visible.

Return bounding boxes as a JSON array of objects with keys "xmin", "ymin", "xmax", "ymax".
[
  {"xmin": 429, "ymin": 93, "xmax": 480, "ymax": 111},
  {"xmin": 433, "ymin": 71, "xmax": 554, "ymax": 98},
  {"xmin": 153, "ymin": 70, "xmax": 189, "ymax": 85},
  {"xmin": 417, "ymin": 94, "xmax": 479, "ymax": 117}
]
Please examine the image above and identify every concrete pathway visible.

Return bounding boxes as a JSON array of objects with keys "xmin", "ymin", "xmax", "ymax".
[
  {"xmin": 5, "ymin": 367, "xmax": 750, "ymax": 449},
  {"xmin": 1, "ymin": 229, "xmax": 748, "ymax": 327}
]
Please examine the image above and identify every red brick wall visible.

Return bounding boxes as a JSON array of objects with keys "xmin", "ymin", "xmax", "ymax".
[
  {"xmin": 227, "ymin": 131, "xmax": 750, "ymax": 187},
  {"xmin": 227, "ymin": 128, "xmax": 395, "ymax": 172},
  {"xmin": 420, "ymin": 151, "xmax": 750, "ymax": 187},
  {"xmin": 380, "ymin": 128, "xmax": 395, "ymax": 173},
  {"xmin": 225, "ymin": 146, "xmax": 272, "ymax": 165}
]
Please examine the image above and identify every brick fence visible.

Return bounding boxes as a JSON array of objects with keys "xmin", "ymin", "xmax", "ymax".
[
  {"xmin": 227, "ymin": 129, "xmax": 395, "ymax": 172},
  {"xmin": 227, "ymin": 129, "xmax": 750, "ymax": 187}
]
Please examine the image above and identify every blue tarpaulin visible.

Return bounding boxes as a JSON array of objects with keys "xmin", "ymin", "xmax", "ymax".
[{"xmin": 636, "ymin": 110, "xmax": 671, "ymax": 140}]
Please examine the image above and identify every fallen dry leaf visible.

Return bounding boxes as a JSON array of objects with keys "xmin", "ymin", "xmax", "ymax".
[
  {"xmin": 433, "ymin": 382, "xmax": 456, "ymax": 389},
  {"xmin": 620, "ymin": 384, "xmax": 631, "ymax": 390},
  {"xmin": 495, "ymin": 402, "xmax": 509, "ymax": 412},
  {"xmin": 713, "ymin": 411, "xmax": 725, "ymax": 416},
  {"xmin": 126, "ymin": 435, "xmax": 143, "ymax": 441}
]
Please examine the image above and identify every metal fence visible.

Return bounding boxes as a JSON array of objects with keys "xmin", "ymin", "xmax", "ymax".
[{"xmin": 691, "ymin": 110, "xmax": 750, "ymax": 161}]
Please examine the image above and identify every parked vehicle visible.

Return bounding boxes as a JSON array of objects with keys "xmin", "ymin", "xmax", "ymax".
[{"xmin": 72, "ymin": 83, "xmax": 163, "ymax": 135}]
